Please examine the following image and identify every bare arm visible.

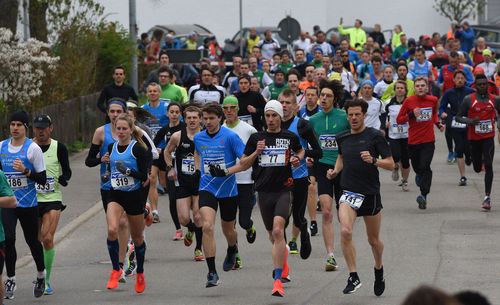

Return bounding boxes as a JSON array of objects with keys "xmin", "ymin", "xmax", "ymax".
[
  {"xmin": 164, "ymin": 131, "xmax": 180, "ymax": 180},
  {"xmin": 0, "ymin": 195, "xmax": 17, "ymax": 208}
]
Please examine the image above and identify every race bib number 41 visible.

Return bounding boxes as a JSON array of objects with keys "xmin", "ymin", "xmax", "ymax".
[
  {"xmin": 259, "ymin": 148, "xmax": 287, "ymax": 167},
  {"xmin": 339, "ymin": 190, "xmax": 365, "ymax": 210},
  {"xmin": 319, "ymin": 135, "xmax": 338, "ymax": 151},
  {"xmin": 5, "ymin": 172, "xmax": 28, "ymax": 190}
]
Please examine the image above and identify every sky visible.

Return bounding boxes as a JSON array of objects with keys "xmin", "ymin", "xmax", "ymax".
[{"xmin": 96, "ymin": 0, "xmax": 457, "ymax": 43}]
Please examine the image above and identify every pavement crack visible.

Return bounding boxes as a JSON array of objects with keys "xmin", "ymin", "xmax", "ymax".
[{"xmin": 432, "ymin": 219, "xmax": 446, "ymax": 286}]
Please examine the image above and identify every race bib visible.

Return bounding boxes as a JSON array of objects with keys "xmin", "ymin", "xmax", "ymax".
[
  {"xmin": 5, "ymin": 172, "xmax": 28, "ymax": 190},
  {"xmin": 451, "ymin": 117, "xmax": 466, "ymax": 129},
  {"xmin": 475, "ymin": 120, "xmax": 493, "ymax": 134},
  {"xmin": 259, "ymin": 148, "xmax": 287, "ymax": 167},
  {"xmin": 391, "ymin": 123, "xmax": 408, "ymax": 135},
  {"xmin": 110, "ymin": 172, "xmax": 135, "ymax": 190},
  {"xmin": 181, "ymin": 156, "xmax": 195, "ymax": 174},
  {"xmin": 319, "ymin": 135, "xmax": 338, "ymax": 151},
  {"xmin": 239, "ymin": 115, "xmax": 253, "ymax": 126},
  {"xmin": 416, "ymin": 107, "xmax": 432, "ymax": 122},
  {"xmin": 149, "ymin": 124, "xmax": 162, "ymax": 138},
  {"xmin": 339, "ymin": 190, "xmax": 365, "ymax": 210},
  {"xmin": 203, "ymin": 157, "xmax": 226, "ymax": 176},
  {"xmin": 36, "ymin": 177, "xmax": 55, "ymax": 194}
]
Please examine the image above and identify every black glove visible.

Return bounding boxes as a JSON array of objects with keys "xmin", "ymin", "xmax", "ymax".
[
  {"xmin": 209, "ymin": 164, "xmax": 228, "ymax": 177},
  {"xmin": 58, "ymin": 176, "xmax": 68, "ymax": 187},
  {"xmin": 193, "ymin": 169, "xmax": 201, "ymax": 180},
  {"xmin": 115, "ymin": 161, "xmax": 130, "ymax": 176}
]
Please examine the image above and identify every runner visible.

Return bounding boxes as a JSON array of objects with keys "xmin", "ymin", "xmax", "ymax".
[
  {"xmin": 164, "ymin": 106, "xmax": 204, "ymax": 261},
  {"xmin": 213, "ymin": 100, "xmax": 304, "ymax": 297},
  {"xmin": 359, "ymin": 80, "xmax": 385, "ymax": 132},
  {"xmin": 439, "ymin": 70, "xmax": 475, "ymax": 186},
  {"xmin": 193, "ymin": 104, "xmax": 247, "ymax": 287},
  {"xmin": 222, "ymin": 96, "xmax": 258, "ymax": 269},
  {"xmin": 298, "ymin": 86, "xmax": 322, "ymax": 120},
  {"xmin": 385, "ymin": 81, "xmax": 411, "ymax": 191},
  {"xmin": 396, "ymin": 77, "xmax": 444, "ymax": 209},
  {"xmin": 32, "ymin": 114, "xmax": 72, "ymax": 295},
  {"xmin": 0, "ymin": 111, "xmax": 47, "ymax": 299},
  {"xmin": 308, "ymin": 79, "xmax": 350, "ymax": 271},
  {"xmin": 456, "ymin": 74, "xmax": 500, "ymax": 210},
  {"xmin": 0, "ymin": 165, "xmax": 20, "ymax": 301},
  {"xmin": 327, "ymin": 98, "xmax": 394, "ymax": 295},
  {"xmin": 279, "ymin": 89, "xmax": 322, "ymax": 260},
  {"xmin": 104, "ymin": 114, "xmax": 150, "ymax": 293}
]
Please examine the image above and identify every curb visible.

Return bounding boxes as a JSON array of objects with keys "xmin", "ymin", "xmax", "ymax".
[{"xmin": 17, "ymin": 201, "xmax": 102, "ymax": 269}]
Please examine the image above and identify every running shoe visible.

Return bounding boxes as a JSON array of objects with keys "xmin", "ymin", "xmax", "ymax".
[
  {"xmin": 173, "ymin": 229, "xmax": 183, "ymax": 241},
  {"xmin": 482, "ymin": 196, "xmax": 491, "ymax": 211},
  {"xmin": 33, "ymin": 277, "xmax": 45, "ymax": 298},
  {"xmin": 374, "ymin": 267, "xmax": 385, "ymax": 296},
  {"xmin": 447, "ymin": 152, "xmax": 454, "ymax": 164},
  {"xmin": 44, "ymin": 284, "xmax": 53, "ymax": 295},
  {"xmin": 4, "ymin": 278, "xmax": 16, "ymax": 299},
  {"xmin": 417, "ymin": 194, "xmax": 427, "ymax": 210},
  {"xmin": 206, "ymin": 272, "xmax": 219, "ymax": 288},
  {"xmin": 325, "ymin": 255, "xmax": 338, "ymax": 272},
  {"xmin": 118, "ymin": 268, "xmax": 127, "ymax": 283},
  {"xmin": 465, "ymin": 155, "xmax": 472, "ymax": 166},
  {"xmin": 343, "ymin": 274, "xmax": 362, "ymax": 294},
  {"xmin": 300, "ymin": 227, "xmax": 312, "ymax": 260},
  {"xmin": 310, "ymin": 221, "xmax": 318, "ymax": 236},
  {"xmin": 223, "ymin": 250, "xmax": 237, "ymax": 271},
  {"xmin": 402, "ymin": 180, "xmax": 409, "ymax": 192},
  {"xmin": 152, "ymin": 211, "xmax": 160, "ymax": 223},
  {"xmin": 157, "ymin": 185, "xmax": 166, "ymax": 195},
  {"xmin": 184, "ymin": 230, "xmax": 194, "ymax": 246},
  {"xmin": 415, "ymin": 175, "xmax": 421, "ymax": 187},
  {"xmin": 397, "ymin": 180, "xmax": 403, "ymax": 187},
  {"xmin": 233, "ymin": 253, "xmax": 242, "ymax": 270},
  {"xmin": 106, "ymin": 269, "xmax": 122, "ymax": 290},
  {"xmin": 246, "ymin": 225, "xmax": 256, "ymax": 244},
  {"xmin": 459, "ymin": 177, "xmax": 467, "ymax": 186},
  {"xmin": 125, "ymin": 261, "xmax": 137, "ymax": 277},
  {"xmin": 272, "ymin": 279, "xmax": 284, "ymax": 297},
  {"xmin": 288, "ymin": 240, "xmax": 298, "ymax": 254},
  {"xmin": 135, "ymin": 273, "xmax": 145, "ymax": 293},
  {"xmin": 194, "ymin": 249, "xmax": 205, "ymax": 261},
  {"xmin": 391, "ymin": 167, "xmax": 399, "ymax": 181}
]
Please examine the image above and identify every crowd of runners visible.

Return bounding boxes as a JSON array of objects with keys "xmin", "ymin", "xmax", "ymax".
[{"xmin": 0, "ymin": 17, "xmax": 499, "ymax": 302}]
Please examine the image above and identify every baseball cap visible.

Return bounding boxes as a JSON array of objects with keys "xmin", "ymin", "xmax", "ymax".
[
  {"xmin": 264, "ymin": 100, "xmax": 284, "ymax": 118},
  {"xmin": 483, "ymin": 49, "xmax": 492, "ymax": 57},
  {"xmin": 33, "ymin": 114, "xmax": 52, "ymax": 128}
]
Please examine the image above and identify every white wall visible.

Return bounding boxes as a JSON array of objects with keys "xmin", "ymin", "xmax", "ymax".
[{"xmin": 98, "ymin": 0, "xmax": 455, "ymax": 42}]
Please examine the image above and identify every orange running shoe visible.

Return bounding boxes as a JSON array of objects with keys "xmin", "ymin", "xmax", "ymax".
[
  {"xmin": 106, "ymin": 269, "xmax": 122, "ymax": 290},
  {"xmin": 135, "ymin": 273, "xmax": 146, "ymax": 293},
  {"xmin": 272, "ymin": 279, "xmax": 284, "ymax": 297}
]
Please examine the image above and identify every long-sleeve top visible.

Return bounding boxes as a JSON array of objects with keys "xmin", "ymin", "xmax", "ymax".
[{"xmin": 396, "ymin": 94, "xmax": 439, "ymax": 145}]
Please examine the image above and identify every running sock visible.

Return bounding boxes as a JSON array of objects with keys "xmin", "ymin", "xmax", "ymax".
[
  {"xmin": 43, "ymin": 248, "xmax": 55, "ymax": 283},
  {"xmin": 107, "ymin": 239, "xmax": 120, "ymax": 271},
  {"xmin": 37, "ymin": 270, "xmax": 46, "ymax": 279},
  {"xmin": 206, "ymin": 257, "xmax": 216, "ymax": 273},
  {"xmin": 186, "ymin": 219, "xmax": 195, "ymax": 232},
  {"xmin": 227, "ymin": 244, "xmax": 237, "ymax": 254},
  {"xmin": 135, "ymin": 242, "xmax": 146, "ymax": 273},
  {"xmin": 7, "ymin": 276, "xmax": 15, "ymax": 281},
  {"xmin": 375, "ymin": 266, "xmax": 384, "ymax": 280},
  {"xmin": 195, "ymin": 226, "xmax": 203, "ymax": 250},
  {"xmin": 274, "ymin": 268, "xmax": 283, "ymax": 280},
  {"xmin": 350, "ymin": 272, "xmax": 359, "ymax": 279},
  {"xmin": 119, "ymin": 262, "xmax": 124, "ymax": 270}
]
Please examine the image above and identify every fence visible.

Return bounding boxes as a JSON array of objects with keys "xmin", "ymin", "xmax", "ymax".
[{"xmin": 0, "ymin": 93, "xmax": 103, "ymax": 145}]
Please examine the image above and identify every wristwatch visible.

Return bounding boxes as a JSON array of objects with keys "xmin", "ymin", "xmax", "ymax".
[
  {"xmin": 23, "ymin": 168, "xmax": 29, "ymax": 175},
  {"xmin": 372, "ymin": 157, "xmax": 378, "ymax": 166},
  {"xmin": 125, "ymin": 168, "xmax": 131, "ymax": 176}
]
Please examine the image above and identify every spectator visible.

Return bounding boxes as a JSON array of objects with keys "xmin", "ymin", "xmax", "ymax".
[
  {"xmin": 185, "ymin": 31, "xmax": 198, "ymax": 50},
  {"xmin": 391, "ymin": 24, "xmax": 404, "ymax": 49},
  {"xmin": 369, "ymin": 23, "xmax": 386, "ymax": 46},
  {"xmin": 137, "ymin": 32, "xmax": 149, "ymax": 55},
  {"xmin": 97, "ymin": 66, "xmax": 138, "ymax": 115},
  {"xmin": 163, "ymin": 33, "xmax": 182, "ymax": 49},
  {"xmin": 247, "ymin": 27, "xmax": 260, "ymax": 56},
  {"xmin": 338, "ymin": 18, "xmax": 366, "ymax": 50},
  {"xmin": 454, "ymin": 21, "xmax": 475, "ymax": 53}
]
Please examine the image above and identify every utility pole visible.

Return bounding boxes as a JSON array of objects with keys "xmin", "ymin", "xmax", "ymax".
[
  {"xmin": 22, "ymin": 0, "xmax": 30, "ymax": 41},
  {"xmin": 239, "ymin": 0, "xmax": 243, "ymax": 57},
  {"xmin": 129, "ymin": 0, "xmax": 138, "ymax": 92}
]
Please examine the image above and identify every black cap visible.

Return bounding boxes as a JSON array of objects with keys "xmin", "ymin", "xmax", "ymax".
[
  {"xmin": 33, "ymin": 114, "xmax": 52, "ymax": 128},
  {"xmin": 10, "ymin": 111, "xmax": 30, "ymax": 127}
]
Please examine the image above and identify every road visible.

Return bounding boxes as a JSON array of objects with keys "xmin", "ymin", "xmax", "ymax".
[{"xmin": 8, "ymin": 136, "xmax": 500, "ymax": 305}]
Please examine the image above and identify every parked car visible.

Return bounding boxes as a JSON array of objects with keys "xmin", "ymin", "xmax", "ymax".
[
  {"xmin": 471, "ymin": 24, "xmax": 500, "ymax": 55},
  {"xmin": 147, "ymin": 24, "xmax": 214, "ymax": 49},
  {"xmin": 223, "ymin": 26, "xmax": 288, "ymax": 60}
]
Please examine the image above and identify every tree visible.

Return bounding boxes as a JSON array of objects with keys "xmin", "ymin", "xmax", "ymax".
[
  {"xmin": 0, "ymin": 0, "xmax": 20, "ymax": 34},
  {"xmin": 0, "ymin": 28, "xmax": 59, "ymax": 111},
  {"xmin": 433, "ymin": 0, "xmax": 486, "ymax": 24}
]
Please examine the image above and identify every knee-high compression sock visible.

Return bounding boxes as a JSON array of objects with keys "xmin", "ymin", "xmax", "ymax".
[
  {"xmin": 195, "ymin": 226, "xmax": 203, "ymax": 250},
  {"xmin": 135, "ymin": 242, "xmax": 146, "ymax": 274},
  {"xmin": 186, "ymin": 220, "xmax": 196, "ymax": 232},
  {"xmin": 43, "ymin": 248, "xmax": 55, "ymax": 284},
  {"xmin": 107, "ymin": 239, "xmax": 120, "ymax": 271}
]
